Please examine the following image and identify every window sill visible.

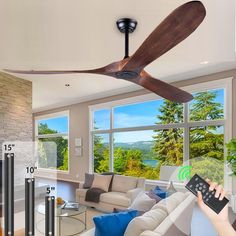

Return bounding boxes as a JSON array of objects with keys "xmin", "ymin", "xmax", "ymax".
[
  {"xmin": 35, "ymin": 168, "xmax": 69, "ymax": 175},
  {"xmin": 145, "ymin": 179, "xmax": 185, "ymax": 190}
]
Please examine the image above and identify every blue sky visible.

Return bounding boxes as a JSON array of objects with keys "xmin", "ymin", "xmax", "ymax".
[
  {"xmin": 39, "ymin": 89, "xmax": 224, "ymax": 142},
  {"xmin": 114, "ymin": 100, "xmax": 164, "ymax": 128},
  {"xmin": 94, "ymin": 89, "xmax": 224, "ymax": 142},
  {"xmin": 39, "ymin": 116, "xmax": 68, "ymax": 133}
]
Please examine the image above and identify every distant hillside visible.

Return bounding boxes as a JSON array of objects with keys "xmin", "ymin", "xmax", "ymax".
[
  {"xmin": 102, "ymin": 140, "xmax": 157, "ymax": 160},
  {"xmin": 114, "ymin": 141, "xmax": 155, "ymax": 151}
]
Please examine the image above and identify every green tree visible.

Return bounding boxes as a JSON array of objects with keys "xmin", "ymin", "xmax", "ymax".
[
  {"xmin": 189, "ymin": 91, "xmax": 224, "ymax": 160},
  {"xmin": 97, "ymin": 148, "xmax": 110, "ymax": 173},
  {"xmin": 190, "ymin": 91, "xmax": 223, "ymax": 121},
  {"xmin": 93, "ymin": 134, "xmax": 110, "ymax": 173},
  {"xmin": 153, "ymin": 101, "xmax": 183, "ymax": 167},
  {"xmin": 114, "ymin": 148, "xmax": 127, "ymax": 173},
  {"xmin": 38, "ymin": 123, "xmax": 68, "ymax": 170},
  {"xmin": 58, "ymin": 148, "xmax": 68, "ymax": 171},
  {"xmin": 189, "ymin": 91, "xmax": 224, "ymax": 183}
]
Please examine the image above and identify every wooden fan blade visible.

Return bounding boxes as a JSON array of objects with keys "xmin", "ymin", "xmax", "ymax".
[
  {"xmin": 4, "ymin": 60, "xmax": 125, "ymax": 76},
  {"xmin": 122, "ymin": 1, "xmax": 206, "ymax": 72},
  {"xmin": 129, "ymin": 70, "xmax": 193, "ymax": 103}
]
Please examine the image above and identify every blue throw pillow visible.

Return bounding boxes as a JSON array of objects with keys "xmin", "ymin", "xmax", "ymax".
[
  {"xmin": 93, "ymin": 210, "xmax": 138, "ymax": 236},
  {"xmin": 153, "ymin": 186, "xmax": 168, "ymax": 199}
]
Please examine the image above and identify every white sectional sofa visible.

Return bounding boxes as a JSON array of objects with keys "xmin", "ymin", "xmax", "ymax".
[
  {"xmin": 81, "ymin": 192, "xmax": 195, "ymax": 236},
  {"xmin": 76, "ymin": 174, "xmax": 145, "ymax": 212}
]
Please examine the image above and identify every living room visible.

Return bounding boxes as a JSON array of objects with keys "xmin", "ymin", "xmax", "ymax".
[{"xmin": 1, "ymin": 0, "xmax": 236, "ymax": 236}]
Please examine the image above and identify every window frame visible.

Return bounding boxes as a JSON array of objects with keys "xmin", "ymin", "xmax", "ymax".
[
  {"xmin": 89, "ymin": 78, "xmax": 233, "ymax": 191},
  {"xmin": 34, "ymin": 110, "xmax": 70, "ymax": 173}
]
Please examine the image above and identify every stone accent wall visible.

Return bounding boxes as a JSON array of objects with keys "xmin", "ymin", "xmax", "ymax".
[{"xmin": 0, "ymin": 72, "xmax": 32, "ymax": 157}]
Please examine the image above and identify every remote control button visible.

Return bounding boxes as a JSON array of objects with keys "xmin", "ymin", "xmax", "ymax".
[
  {"xmin": 203, "ymin": 185, "xmax": 207, "ymax": 189},
  {"xmin": 206, "ymin": 192, "xmax": 209, "ymax": 195},
  {"xmin": 196, "ymin": 184, "xmax": 199, "ymax": 187},
  {"xmin": 189, "ymin": 184, "xmax": 193, "ymax": 188},
  {"xmin": 202, "ymin": 189, "xmax": 206, "ymax": 193},
  {"xmin": 199, "ymin": 187, "xmax": 202, "ymax": 191},
  {"xmin": 195, "ymin": 177, "xmax": 199, "ymax": 181},
  {"xmin": 200, "ymin": 183, "xmax": 203, "ymax": 186},
  {"xmin": 206, "ymin": 198, "xmax": 209, "ymax": 202}
]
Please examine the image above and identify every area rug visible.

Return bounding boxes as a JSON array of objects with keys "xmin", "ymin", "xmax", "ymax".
[{"xmin": 35, "ymin": 207, "xmax": 101, "ymax": 236}]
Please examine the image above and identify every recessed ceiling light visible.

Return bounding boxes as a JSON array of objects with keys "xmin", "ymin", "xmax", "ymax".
[
  {"xmin": 65, "ymin": 84, "xmax": 70, "ymax": 87},
  {"xmin": 200, "ymin": 61, "xmax": 209, "ymax": 65}
]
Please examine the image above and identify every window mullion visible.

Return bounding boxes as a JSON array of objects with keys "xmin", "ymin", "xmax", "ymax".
[
  {"xmin": 37, "ymin": 133, "xmax": 68, "ymax": 139},
  {"xmin": 110, "ymin": 132, "xmax": 114, "ymax": 172},
  {"xmin": 110, "ymin": 108, "xmax": 114, "ymax": 172},
  {"xmin": 183, "ymin": 102, "xmax": 190, "ymax": 165}
]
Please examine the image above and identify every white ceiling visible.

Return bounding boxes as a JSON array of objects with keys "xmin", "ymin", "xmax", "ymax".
[{"xmin": 0, "ymin": 0, "xmax": 235, "ymax": 112}]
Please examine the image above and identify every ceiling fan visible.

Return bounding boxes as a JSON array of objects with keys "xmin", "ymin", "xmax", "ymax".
[{"xmin": 5, "ymin": 1, "xmax": 206, "ymax": 103}]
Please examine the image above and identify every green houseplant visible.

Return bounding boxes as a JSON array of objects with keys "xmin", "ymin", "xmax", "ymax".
[
  {"xmin": 227, "ymin": 138, "xmax": 236, "ymax": 195},
  {"xmin": 227, "ymin": 138, "xmax": 236, "ymax": 175}
]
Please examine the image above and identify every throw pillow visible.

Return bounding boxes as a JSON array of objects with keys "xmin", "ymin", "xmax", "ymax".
[
  {"xmin": 112, "ymin": 175, "xmax": 137, "ymax": 193},
  {"xmin": 102, "ymin": 172, "xmax": 115, "ymax": 191},
  {"xmin": 129, "ymin": 192, "xmax": 156, "ymax": 212},
  {"xmin": 146, "ymin": 190, "xmax": 162, "ymax": 203},
  {"xmin": 153, "ymin": 186, "xmax": 168, "ymax": 199},
  {"xmin": 151, "ymin": 192, "xmax": 185, "ymax": 213},
  {"xmin": 91, "ymin": 174, "xmax": 113, "ymax": 192},
  {"xmin": 93, "ymin": 210, "xmax": 138, "ymax": 236},
  {"xmin": 83, "ymin": 173, "xmax": 94, "ymax": 189},
  {"xmin": 124, "ymin": 208, "xmax": 167, "ymax": 236}
]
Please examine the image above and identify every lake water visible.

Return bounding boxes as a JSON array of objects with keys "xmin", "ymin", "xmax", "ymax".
[{"xmin": 143, "ymin": 159, "xmax": 158, "ymax": 167}]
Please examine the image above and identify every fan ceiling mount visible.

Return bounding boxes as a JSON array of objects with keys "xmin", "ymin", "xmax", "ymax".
[
  {"xmin": 5, "ymin": 1, "xmax": 206, "ymax": 103},
  {"xmin": 115, "ymin": 18, "xmax": 139, "ymax": 79}
]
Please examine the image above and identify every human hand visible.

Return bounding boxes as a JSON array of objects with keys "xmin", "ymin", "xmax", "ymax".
[{"xmin": 197, "ymin": 179, "xmax": 229, "ymax": 225}]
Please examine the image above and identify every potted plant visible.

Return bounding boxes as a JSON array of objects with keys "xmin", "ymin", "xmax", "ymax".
[{"xmin": 226, "ymin": 138, "xmax": 236, "ymax": 194}]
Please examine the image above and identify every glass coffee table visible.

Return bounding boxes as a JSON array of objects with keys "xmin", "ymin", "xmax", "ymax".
[{"xmin": 36, "ymin": 202, "xmax": 87, "ymax": 236}]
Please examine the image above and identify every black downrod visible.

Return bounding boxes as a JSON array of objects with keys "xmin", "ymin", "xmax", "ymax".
[
  {"xmin": 116, "ymin": 18, "xmax": 137, "ymax": 59},
  {"xmin": 125, "ymin": 28, "xmax": 129, "ymax": 58}
]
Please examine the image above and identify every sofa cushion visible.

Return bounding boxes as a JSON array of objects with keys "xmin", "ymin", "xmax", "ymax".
[
  {"xmin": 112, "ymin": 175, "xmax": 137, "ymax": 193},
  {"xmin": 83, "ymin": 173, "xmax": 94, "ymax": 189},
  {"xmin": 93, "ymin": 210, "xmax": 138, "ymax": 236},
  {"xmin": 140, "ymin": 230, "xmax": 162, "ymax": 236},
  {"xmin": 151, "ymin": 192, "xmax": 185, "ymax": 213},
  {"xmin": 80, "ymin": 228, "xmax": 95, "ymax": 236},
  {"xmin": 129, "ymin": 192, "xmax": 156, "ymax": 212},
  {"xmin": 100, "ymin": 192, "xmax": 131, "ymax": 207},
  {"xmin": 124, "ymin": 208, "xmax": 167, "ymax": 236},
  {"xmin": 168, "ymin": 192, "xmax": 186, "ymax": 203},
  {"xmin": 91, "ymin": 174, "xmax": 112, "ymax": 192}
]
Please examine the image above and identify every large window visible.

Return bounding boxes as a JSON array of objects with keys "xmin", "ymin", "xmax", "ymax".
[
  {"xmin": 90, "ymin": 79, "xmax": 232, "ymax": 184},
  {"xmin": 35, "ymin": 111, "xmax": 69, "ymax": 171}
]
